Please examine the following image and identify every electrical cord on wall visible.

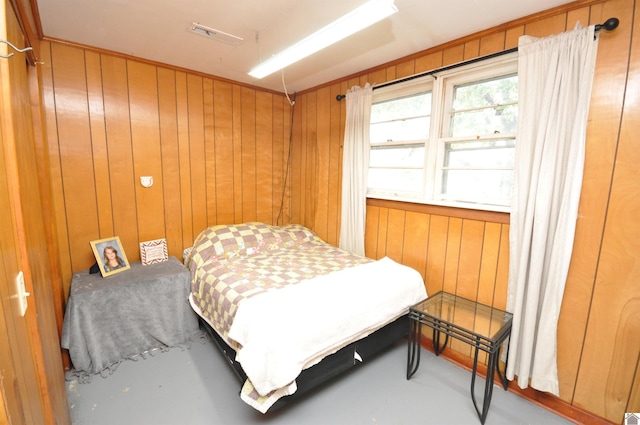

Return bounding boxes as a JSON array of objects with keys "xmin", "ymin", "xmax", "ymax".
[
  {"xmin": 276, "ymin": 70, "xmax": 296, "ymax": 225},
  {"xmin": 282, "ymin": 69, "xmax": 295, "ymax": 108}
]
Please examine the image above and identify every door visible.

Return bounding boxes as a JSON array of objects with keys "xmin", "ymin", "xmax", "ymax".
[{"xmin": 0, "ymin": 0, "xmax": 71, "ymax": 423}]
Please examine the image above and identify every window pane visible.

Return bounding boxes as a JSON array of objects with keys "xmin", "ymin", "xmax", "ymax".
[
  {"xmin": 450, "ymin": 104, "xmax": 517, "ymax": 137},
  {"xmin": 453, "ymin": 74, "xmax": 518, "ymax": 109},
  {"xmin": 444, "ymin": 139, "xmax": 515, "ymax": 169},
  {"xmin": 370, "ymin": 145, "xmax": 424, "ymax": 167},
  {"xmin": 371, "ymin": 92, "xmax": 431, "ymax": 122},
  {"xmin": 370, "ymin": 117, "xmax": 430, "ymax": 143},
  {"xmin": 371, "ymin": 92, "xmax": 431, "ymax": 143},
  {"xmin": 441, "ymin": 169, "xmax": 512, "ymax": 205},
  {"xmin": 449, "ymin": 74, "xmax": 518, "ymax": 137},
  {"xmin": 368, "ymin": 168, "xmax": 423, "ymax": 193}
]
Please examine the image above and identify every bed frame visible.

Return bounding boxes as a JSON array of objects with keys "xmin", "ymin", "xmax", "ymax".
[{"xmin": 199, "ymin": 314, "xmax": 409, "ymax": 411}]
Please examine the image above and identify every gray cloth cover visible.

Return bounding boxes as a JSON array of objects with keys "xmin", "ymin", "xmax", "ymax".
[{"xmin": 61, "ymin": 256, "xmax": 201, "ymax": 381}]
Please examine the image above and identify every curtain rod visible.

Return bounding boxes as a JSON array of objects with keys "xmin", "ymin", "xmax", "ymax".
[{"xmin": 336, "ymin": 17, "xmax": 619, "ymax": 101}]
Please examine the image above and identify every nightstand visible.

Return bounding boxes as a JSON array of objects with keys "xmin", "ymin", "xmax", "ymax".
[{"xmin": 61, "ymin": 256, "xmax": 200, "ymax": 378}]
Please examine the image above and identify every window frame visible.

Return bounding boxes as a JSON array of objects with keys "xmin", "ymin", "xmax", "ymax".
[{"xmin": 367, "ymin": 52, "xmax": 518, "ymax": 213}]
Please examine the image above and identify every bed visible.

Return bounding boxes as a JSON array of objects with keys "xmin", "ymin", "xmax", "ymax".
[{"xmin": 184, "ymin": 222, "xmax": 427, "ymax": 412}]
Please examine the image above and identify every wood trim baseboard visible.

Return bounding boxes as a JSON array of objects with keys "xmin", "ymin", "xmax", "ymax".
[{"xmin": 417, "ymin": 338, "xmax": 614, "ymax": 425}]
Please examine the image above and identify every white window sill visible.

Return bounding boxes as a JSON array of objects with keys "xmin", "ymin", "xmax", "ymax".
[{"xmin": 366, "ymin": 193, "xmax": 511, "ymax": 214}]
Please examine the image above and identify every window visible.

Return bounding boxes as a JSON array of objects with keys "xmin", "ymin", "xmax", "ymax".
[
  {"xmin": 367, "ymin": 54, "xmax": 518, "ymax": 211},
  {"xmin": 369, "ymin": 78, "xmax": 432, "ymax": 196}
]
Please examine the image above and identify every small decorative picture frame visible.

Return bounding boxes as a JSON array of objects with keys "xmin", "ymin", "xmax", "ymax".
[
  {"xmin": 90, "ymin": 236, "xmax": 130, "ymax": 277},
  {"xmin": 139, "ymin": 238, "xmax": 168, "ymax": 265}
]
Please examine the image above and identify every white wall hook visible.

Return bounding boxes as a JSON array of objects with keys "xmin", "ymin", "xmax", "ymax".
[{"xmin": 140, "ymin": 176, "xmax": 153, "ymax": 188}]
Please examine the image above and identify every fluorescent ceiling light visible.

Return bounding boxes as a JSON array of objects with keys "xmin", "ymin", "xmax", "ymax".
[
  {"xmin": 248, "ymin": 0, "xmax": 398, "ymax": 79},
  {"xmin": 188, "ymin": 23, "xmax": 244, "ymax": 46}
]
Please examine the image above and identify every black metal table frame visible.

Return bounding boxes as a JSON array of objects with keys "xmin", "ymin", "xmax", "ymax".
[{"xmin": 406, "ymin": 295, "xmax": 512, "ymax": 424}]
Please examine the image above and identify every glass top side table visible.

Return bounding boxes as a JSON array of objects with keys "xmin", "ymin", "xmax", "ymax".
[{"xmin": 407, "ymin": 291, "xmax": 513, "ymax": 424}]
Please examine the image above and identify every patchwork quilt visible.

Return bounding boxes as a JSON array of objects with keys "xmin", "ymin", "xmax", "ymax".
[{"xmin": 185, "ymin": 222, "xmax": 371, "ymax": 346}]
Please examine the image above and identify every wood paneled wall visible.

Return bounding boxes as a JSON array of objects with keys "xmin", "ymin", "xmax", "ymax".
[
  {"xmin": 289, "ymin": 0, "xmax": 639, "ymax": 423},
  {"xmin": 39, "ymin": 42, "xmax": 292, "ymax": 300},
  {"xmin": 364, "ymin": 201, "xmax": 510, "ymax": 310}
]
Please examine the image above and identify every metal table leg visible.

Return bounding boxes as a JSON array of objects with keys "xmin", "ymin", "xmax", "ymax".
[
  {"xmin": 470, "ymin": 343, "xmax": 507, "ymax": 424},
  {"xmin": 495, "ymin": 341, "xmax": 509, "ymax": 390},
  {"xmin": 432, "ymin": 324, "xmax": 449, "ymax": 356},
  {"xmin": 406, "ymin": 317, "xmax": 422, "ymax": 379}
]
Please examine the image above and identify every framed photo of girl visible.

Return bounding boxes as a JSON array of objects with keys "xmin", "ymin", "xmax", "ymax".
[{"xmin": 90, "ymin": 236, "xmax": 130, "ymax": 277}]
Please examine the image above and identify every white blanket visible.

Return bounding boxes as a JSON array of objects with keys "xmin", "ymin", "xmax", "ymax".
[{"xmin": 228, "ymin": 256, "xmax": 427, "ymax": 396}]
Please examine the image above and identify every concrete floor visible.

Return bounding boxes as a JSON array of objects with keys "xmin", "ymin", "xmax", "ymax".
[{"xmin": 66, "ymin": 334, "xmax": 575, "ymax": 425}]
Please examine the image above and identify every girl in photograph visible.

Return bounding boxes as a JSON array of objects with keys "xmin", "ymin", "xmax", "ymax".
[{"xmin": 103, "ymin": 245, "xmax": 126, "ymax": 272}]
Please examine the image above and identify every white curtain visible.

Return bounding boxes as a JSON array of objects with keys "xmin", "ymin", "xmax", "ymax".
[
  {"xmin": 507, "ymin": 25, "xmax": 598, "ymax": 395},
  {"xmin": 339, "ymin": 83, "xmax": 373, "ymax": 256}
]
